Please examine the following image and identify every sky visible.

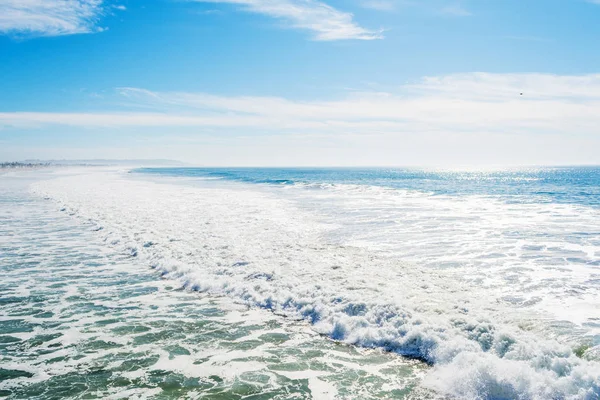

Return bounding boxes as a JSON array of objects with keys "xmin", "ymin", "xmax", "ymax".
[{"xmin": 1, "ymin": 0, "xmax": 600, "ymax": 166}]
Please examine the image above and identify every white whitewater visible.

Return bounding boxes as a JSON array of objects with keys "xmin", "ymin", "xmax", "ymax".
[{"xmin": 31, "ymin": 169, "xmax": 600, "ymax": 400}]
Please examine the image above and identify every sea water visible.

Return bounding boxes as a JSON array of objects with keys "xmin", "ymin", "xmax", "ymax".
[
  {"xmin": 0, "ymin": 170, "xmax": 430, "ymax": 399},
  {"xmin": 2, "ymin": 167, "xmax": 600, "ymax": 399}
]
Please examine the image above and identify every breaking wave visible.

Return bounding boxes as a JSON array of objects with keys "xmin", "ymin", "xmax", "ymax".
[{"xmin": 32, "ymin": 170, "xmax": 600, "ymax": 400}]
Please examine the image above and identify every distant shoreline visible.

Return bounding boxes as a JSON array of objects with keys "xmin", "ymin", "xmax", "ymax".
[
  {"xmin": 1, "ymin": 160, "xmax": 186, "ymax": 169},
  {"xmin": 0, "ymin": 162, "xmax": 98, "ymax": 169}
]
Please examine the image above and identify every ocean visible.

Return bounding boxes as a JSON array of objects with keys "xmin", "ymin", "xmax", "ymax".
[{"xmin": 1, "ymin": 167, "xmax": 599, "ymax": 399}]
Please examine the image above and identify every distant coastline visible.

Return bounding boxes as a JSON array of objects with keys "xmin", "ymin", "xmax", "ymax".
[
  {"xmin": 1, "ymin": 162, "xmax": 55, "ymax": 169},
  {"xmin": 1, "ymin": 159, "xmax": 186, "ymax": 169}
]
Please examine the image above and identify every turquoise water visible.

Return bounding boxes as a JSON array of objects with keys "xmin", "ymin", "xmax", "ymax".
[
  {"xmin": 136, "ymin": 167, "xmax": 600, "ymax": 206},
  {"xmin": 0, "ymin": 173, "xmax": 432, "ymax": 399}
]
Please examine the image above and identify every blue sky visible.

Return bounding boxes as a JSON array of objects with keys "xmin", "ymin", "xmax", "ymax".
[{"xmin": 1, "ymin": 0, "xmax": 600, "ymax": 166}]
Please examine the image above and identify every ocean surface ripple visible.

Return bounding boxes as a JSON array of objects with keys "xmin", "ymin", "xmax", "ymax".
[
  {"xmin": 22, "ymin": 167, "xmax": 600, "ymax": 399},
  {"xmin": 1, "ymin": 172, "xmax": 432, "ymax": 399}
]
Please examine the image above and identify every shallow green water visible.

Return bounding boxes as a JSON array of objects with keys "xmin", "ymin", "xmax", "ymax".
[{"xmin": 0, "ymin": 175, "xmax": 433, "ymax": 399}]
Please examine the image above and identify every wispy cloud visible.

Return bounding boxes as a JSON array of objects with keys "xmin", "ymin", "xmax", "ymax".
[
  {"xmin": 0, "ymin": 0, "xmax": 110, "ymax": 37},
  {"xmin": 410, "ymin": 73, "xmax": 600, "ymax": 100},
  {"xmin": 440, "ymin": 4, "xmax": 471, "ymax": 16},
  {"xmin": 196, "ymin": 8, "xmax": 223, "ymax": 15},
  {"xmin": 193, "ymin": 0, "xmax": 382, "ymax": 40},
  {"xmin": 111, "ymin": 73, "xmax": 600, "ymax": 136},
  {"xmin": 360, "ymin": 0, "xmax": 471, "ymax": 16},
  {"xmin": 360, "ymin": 0, "xmax": 401, "ymax": 11},
  {"xmin": 3, "ymin": 73, "xmax": 600, "ymax": 165},
  {"xmin": 3, "ymin": 73, "xmax": 600, "ymax": 137}
]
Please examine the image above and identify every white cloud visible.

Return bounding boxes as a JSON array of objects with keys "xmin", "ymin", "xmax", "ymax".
[
  {"xmin": 408, "ymin": 72, "xmax": 600, "ymax": 100},
  {"xmin": 194, "ymin": 0, "xmax": 382, "ymax": 40},
  {"xmin": 2, "ymin": 73, "xmax": 600, "ymax": 166},
  {"xmin": 440, "ymin": 4, "xmax": 471, "ymax": 16},
  {"xmin": 0, "ymin": 0, "xmax": 109, "ymax": 36},
  {"xmin": 3, "ymin": 73, "xmax": 600, "ymax": 135},
  {"xmin": 0, "ymin": 112, "xmax": 281, "ymax": 128},
  {"xmin": 360, "ymin": 0, "xmax": 399, "ymax": 11},
  {"xmin": 359, "ymin": 0, "xmax": 471, "ymax": 16},
  {"xmin": 110, "ymin": 74, "xmax": 600, "ymax": 136}
]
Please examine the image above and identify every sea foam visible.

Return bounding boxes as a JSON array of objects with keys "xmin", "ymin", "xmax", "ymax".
[{"xmin": 31, "ymin": 170, "xmax": 600, "ymax": 400}]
